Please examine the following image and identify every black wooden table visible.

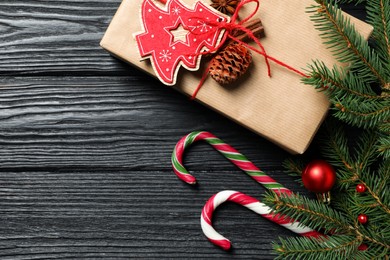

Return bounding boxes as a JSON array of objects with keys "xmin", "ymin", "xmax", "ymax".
[{"xmin": 0, "ymin": 2, "xmax": 365, "ymax": 259}]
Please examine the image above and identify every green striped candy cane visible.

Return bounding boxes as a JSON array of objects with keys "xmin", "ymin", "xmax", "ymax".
[{"xmin": 172, "ymin": 131, "xmax": 291, "ymax": 195}]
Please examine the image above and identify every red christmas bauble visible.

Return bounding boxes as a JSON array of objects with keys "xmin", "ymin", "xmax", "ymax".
[
  {"xmin": 302, "ymin": 160, "xmax": 336, "ymax": 193},
  {"xmin": 356, "ymin": 183, "xmax": 367, "ymax": 193},
  {"xmin": 358, "ymin": 214, "xmax": 368, "ymax": 224}
]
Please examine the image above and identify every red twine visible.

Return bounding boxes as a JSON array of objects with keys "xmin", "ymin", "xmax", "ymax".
[{"xmin": 156, "ymin": 0, "xmax": 309, "ymax": 99}]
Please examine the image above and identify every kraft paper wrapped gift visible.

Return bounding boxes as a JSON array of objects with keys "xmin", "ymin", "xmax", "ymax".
[{"xmin": 100, "ymin": 0, "xmax": 373, "ymax": 154}]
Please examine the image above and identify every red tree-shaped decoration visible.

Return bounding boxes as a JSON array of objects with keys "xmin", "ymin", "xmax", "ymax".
[{"xmin": 135, "ymin": 0, "xmax": 228, "ymax": 85}]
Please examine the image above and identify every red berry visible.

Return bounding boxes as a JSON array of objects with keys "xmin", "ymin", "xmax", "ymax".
[
  {"xmin": 358, "ymin": 243, "xmax": 368, "ymax": 251},
  {"xmin": 356, "ymin": 183, "xmax": 367, "ymax": 193},
  {"xmin": 358, "ymin": 214, "xmax": 368, "ymax": 224}
]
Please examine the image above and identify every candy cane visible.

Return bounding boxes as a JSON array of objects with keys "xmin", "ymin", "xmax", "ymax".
[
  {"xmin": 201, "ymin": 190, "xmax": 323, "ymax": 250},
  {"xmin": 172, "ymin": 131, "xmax": 323, "ymax": 248},
  {"xmin": 172, "ymin": 131, "xmax": 290, "ymax": 195}
]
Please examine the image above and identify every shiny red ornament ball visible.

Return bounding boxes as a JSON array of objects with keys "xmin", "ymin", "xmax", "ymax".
[
  {"xmin": 358, "ymin": 243, "xmax": 368, "ymax": 251},
  {"xmin": 302, "ymin": 160, "xmax": 336, "ymax": 193},
  {"xmin": 358, "ymin": 214, "xmax": 368, "ymax": 224},
  {"xmin": 356, "ymin": 183, "xmax": 367, "ymax": 193}
]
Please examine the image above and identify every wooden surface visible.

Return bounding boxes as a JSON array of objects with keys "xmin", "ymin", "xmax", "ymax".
[{"xmin": 0, "ymin": 1, "xmax": 365, "ymax": 259}]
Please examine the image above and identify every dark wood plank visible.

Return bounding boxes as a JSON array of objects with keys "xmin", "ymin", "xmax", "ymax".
[{"xmin": 0, "ymin": 0, "xmax": 125, "ymax": 76}]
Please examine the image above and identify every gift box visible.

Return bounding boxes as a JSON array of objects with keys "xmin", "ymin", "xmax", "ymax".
[{"xmin": 100, "ymin": 0, "xmax": 373, "ymax": 154}]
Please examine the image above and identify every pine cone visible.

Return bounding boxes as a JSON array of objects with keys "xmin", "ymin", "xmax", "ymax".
[{"xmin": 209, "ymin": 43, "xmax": 252, "ymax": 85}]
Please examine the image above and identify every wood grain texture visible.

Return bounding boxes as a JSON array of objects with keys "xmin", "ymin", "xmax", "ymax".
[
  {"xmin": 0, "ymin": 0, "xmax": 124, "ymax": 76},
  {"xmin": 0, "ymin": 77, "xmax": 289, "ymax": 170},
  {"xmin": 0, "ymin": 1, "xmax": 365, "ymax": 259}
]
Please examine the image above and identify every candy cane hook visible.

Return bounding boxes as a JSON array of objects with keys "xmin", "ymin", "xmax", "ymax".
[
  {"xmin": 172, "ymin": 131, "xmax": 290, "ymax": 195},
  {"xmin": 201, "ymin": 190, "xmax": 323, "ymax": 250}
]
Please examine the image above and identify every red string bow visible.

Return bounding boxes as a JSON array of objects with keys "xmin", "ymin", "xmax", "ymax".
[{"xmin": 157, "ymin": 0, "xmax": 309, "ymax": 99}]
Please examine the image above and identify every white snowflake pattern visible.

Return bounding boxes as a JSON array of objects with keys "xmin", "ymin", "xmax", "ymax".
[
  {"xmin": 172, "ymin": 6, "xmax": 181, "ymax": 15},
  {"xmin": 159, "ymin": 50, "xmax": 172, "ymax": 62},
  {"xmin": 197, "ymin": 20, "xmax": 211, "ymax": 33}
]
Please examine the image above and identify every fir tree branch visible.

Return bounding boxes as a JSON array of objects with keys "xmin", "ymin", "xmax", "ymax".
[
  {"xmin": 283, "ymin": 158, "xmax": 304, "ymax": 175},
  {"xmin": 304, "ymin": 61, "xmax": 385, "ymax": 100},
  {"xmin": 334, "ymin": 101, "xmax": 390, "ymax": 128},
  {"xmin": 282, "ymin": 158, "xmax": 305, "ymax": 185},
  {"xmin": 357, "ymin": 175, "xmax": 390, "ymax": 215},
  {"xmin": 353, "ymin": 220, "xmax": 390, "ymax": 249},
  {"xmin": 355, "ymin": 246, "xmax": 390, "ymax": 259},
  {"xmin": 337, "ymin": 174, "xmax": 359, "ymax": 184},
  {"xmin": 305, "ymin": 1, "xmax": 390, "ymax": 128},
  {"xmin": 378, "ymin": 135, "xmax": 390, "ymax": 158},
  {"xmin": 366, "ymin": 0, "xmax": 390, "ymax": 78},
  {"xmin": 321, "ymin": 121, "xmax": 354, "ymax": 170},
  {"xmin": 357, "ymin": 230, "xmax": 390, "ymax": 249},
  {"xmin": 379, "ymin": 0, "xmax": 390, "ymax": 59},
  {"xmin": 354, "ymin": 130, "xmax": 378, "ymax": 169},
  {"xmin": 304, "ymin": 61, "xmax": 389, "ymax": 128},
  {"xmin": 334, "ymin": 102, "xmax": 389, "ymax": 117},
  {"xmin": 273, "ymin": 235, "xmax": 361, "ymax": 259},
  {"xmin": 309, "ymin": 0, "xmax": 387, "ymax": 87},
  {"xmin": 321, "ymin": 123, "xmax": 390, "ymax": 213},
  {"xmin": 264, "ymin": 192, "xmax": 353, "ymax": 234}
]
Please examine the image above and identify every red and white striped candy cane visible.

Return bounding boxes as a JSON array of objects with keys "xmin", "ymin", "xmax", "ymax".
[
  {"xmin": 172, "ymin": 131, "xmax": 291, "ymax": 195},
  {"xmin": 201, "ymin": 190, "xmax": 323, "ymax": 250}
]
